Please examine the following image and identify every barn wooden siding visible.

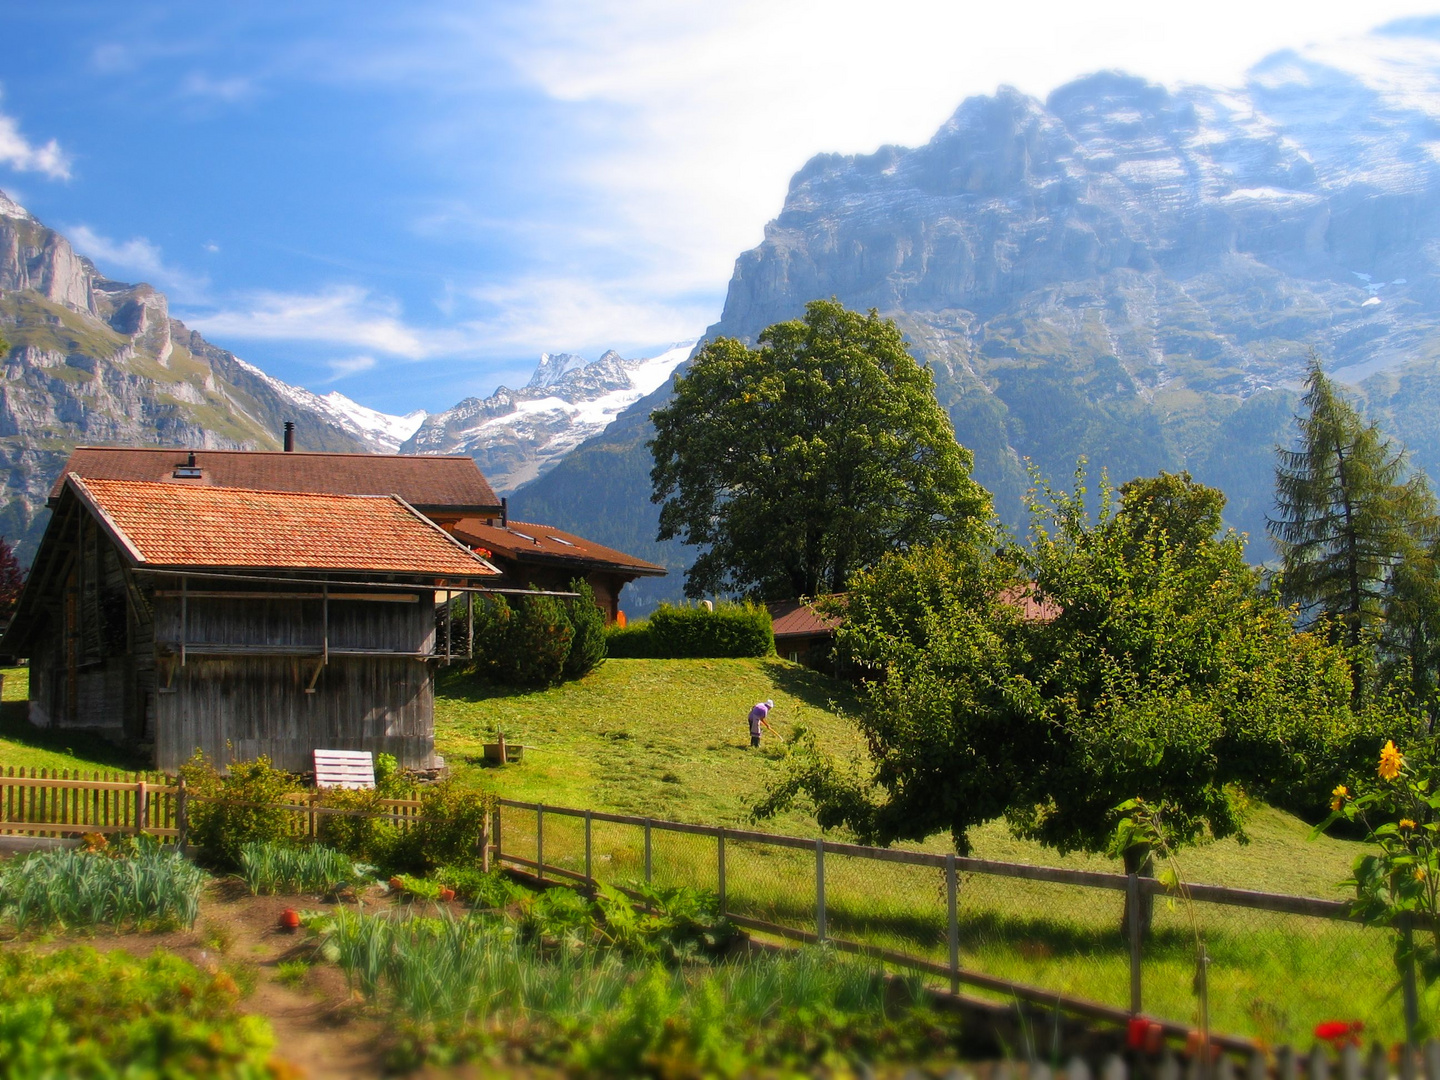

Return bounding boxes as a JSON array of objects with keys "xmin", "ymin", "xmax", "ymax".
[
  {"xmin": 151, "ymin": 592, "xmax": 438, "ymax": 773},
  {"xmin": 27, "ymin": 514, "xmax": 152, "ymax": 741}
]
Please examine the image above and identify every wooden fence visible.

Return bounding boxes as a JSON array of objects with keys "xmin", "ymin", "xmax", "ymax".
[
  {"xmin": 0, "ymin": 766, "xmax": 429, "ymax": 845},
  {"xmin": 490, "ymin": 798, "xmax": 1409, "ymax": 1055},
  {"xmin": 0, "ymin": 767, "xmax": 179, "ymax": 838}
]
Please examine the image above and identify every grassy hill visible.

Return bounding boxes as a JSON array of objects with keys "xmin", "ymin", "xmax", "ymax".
[
  {"xmin": 1, "ymin": 657, "xmax": 1367, "ymax": 898},
  {"xmin": 436, "ymin": 657, "xmax": 1365, "ymax": 900}
]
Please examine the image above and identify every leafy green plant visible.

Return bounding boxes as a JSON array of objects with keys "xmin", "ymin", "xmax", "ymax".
[
  {"xmin": 0, "ymin": 840, "xmax": 206, "ymax": 930},
  {"xmin": 433, "ymin": 865, "xmax": 520, "ymax": 908},
  {"xmin": 1314, "ymin": 738, "xmax": 1440, "ymax": 1033},
  {"xmin": 239, "ymin": 842, "xmax": 358, "ymax": 897},
  {"xmin": 182, "ymin": 752, "xmax": 302, "ymax": 869},
  {"xmin": 0, "ymin": 946, "xmax": 279, "ymax": 1077},
  {"xmin": 390, "ymin": 873, "xmax": 442, "ymax": 901},
  {"xmin": 593, "ymin": 880, "xmax": 739, "ymax": 962}
]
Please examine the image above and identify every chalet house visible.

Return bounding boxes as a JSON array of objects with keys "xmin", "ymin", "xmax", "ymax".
[
  {"xmin": 451, "ymin": 514, "xmax": 666, "ymax": 623},
  {"xmin": 1, "ymin": 475, "xmax": 501, "ymax": 773},
  {"xmin": 766, "ymin": 598, "xmax": 842, "ymax": 669}
]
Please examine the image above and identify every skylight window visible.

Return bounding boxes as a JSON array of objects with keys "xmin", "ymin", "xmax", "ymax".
[
  {"xmin": 509, "ymin": 529, "xmax": 536, "ymax": 541},
  {"xmin": 548, "ymin": 535, "xmax": 576, "ymax": 547}
]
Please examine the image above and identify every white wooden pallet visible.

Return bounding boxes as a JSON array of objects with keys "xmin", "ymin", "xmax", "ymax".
[{"xmin": 314, "ymin": 749, "xmax": 376, "ymax": 790}]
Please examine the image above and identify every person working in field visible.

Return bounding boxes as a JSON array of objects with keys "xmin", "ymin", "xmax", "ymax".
[{"xmin": 747, "ymin": 699, "xmax": 775, "ymax": 748}]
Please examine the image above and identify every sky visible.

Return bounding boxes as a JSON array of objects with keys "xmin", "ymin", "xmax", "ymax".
[{"xmin": 2, "ymin": 1, "xmax": 1440, "ymax": 416}]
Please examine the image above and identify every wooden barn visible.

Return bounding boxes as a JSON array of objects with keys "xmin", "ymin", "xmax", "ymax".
[{"xmin": 0, "ymin": 474, "xmax": 500, "ymax": 773}]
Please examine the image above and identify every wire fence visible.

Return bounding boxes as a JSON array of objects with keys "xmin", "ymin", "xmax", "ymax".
[{"xmin": 495, "ymin": 798, "xmax": 1414, "ymax": 1049}]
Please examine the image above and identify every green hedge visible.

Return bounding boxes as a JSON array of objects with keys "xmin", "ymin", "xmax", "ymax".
[{"xmin": 606, "ymin": 602, "xmax": 773, "ymax": 658}]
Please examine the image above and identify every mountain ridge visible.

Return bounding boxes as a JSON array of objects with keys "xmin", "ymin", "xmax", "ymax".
[
  {"xmin": 512, "ymin": 25, "xmax": 1440, "ymax": 611},
  {"xmin": 0, "ymin": 191, "xmax": 379, "ymax": 562}
]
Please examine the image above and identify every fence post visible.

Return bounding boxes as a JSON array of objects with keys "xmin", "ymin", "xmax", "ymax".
[
  {"xmin": 717, "ymin": 827, "xmax": 727, "ymax": 915},
  {"xmin": 584, "ymin": 810, "xmax": 592, "ymax": 883},
  {"xmin": 493, "ymin": 807, "xmax": 502, "ymax": 867},
  {"xmin": 478, "ymin": 804, "xmax": 492, "ymax": 873},
  {"xmin": 644, "ymin": 819, "xmax": 652, "ymax": 884},
  {"xmin": 815, "ymin": 838, "xmax": 827, "ymax": 942},
  {"xmin": 1403, "ymin": 914, "xmax": 1421, "ymax": 1045},
  {"xmin": 1128, "ymin": 871, "xmax": 1142, "ymax": 1016},
  {"xmin": 176, "ymin": 775, "xmax": 188, "ymax": 855},
  {"xmin": 946, "ymin": 852, "xmax": 959, "ymax": 995},
  {"xmin": 134, "ymin": 780, "xmax": 147, "ymax": 837},
  {"xmin": 537, "ymin": 804, "xmax": 545, "ymax": 882}
]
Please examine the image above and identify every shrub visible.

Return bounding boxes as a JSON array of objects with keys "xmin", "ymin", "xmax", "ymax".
[
  {"xmin": 0, "ymin": 946, "xmax": 278, "ymax": 1077},
  {"xmin": 317, "ymin": 787, "xmax": 401, "ymax": 868},
  {"xmin": 0, "ymin": 841, "xmax": 206, "ymax": 930},
  {"xmin": 408, "ymin": 782, "xmax": 496, "ymax": 871},
  {"xmin": 564, "ymin": 578, "xmax": 607, "ymax": 680},
  {"xmin": 182, "ymin": 753, "xmax": 301, "ymax": 870},
  {"xmin": 239, "ymin": 842, "xmax": 359, "ymax": 896},
  {"xmin": 606, "ymin": 601, "xmax": 773, "ymax": 658},
  {"xmin": 470, "ymin": 591, "xmax": 575, "ymax": 686},
  {"xmin": 500, "ymin": 591, "xmax": 574, "ymax": 686}
]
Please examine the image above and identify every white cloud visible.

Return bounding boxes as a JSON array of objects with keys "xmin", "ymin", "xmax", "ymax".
[
  {"xmin": 179, "ymin": 72, "xmax": 255, "ymax": 103},
  {"xmin": 66, "ymin": 224, "xmax": 209, "ymax": 300},
  {"xmin": 493, "ymin": 0, "xmax": 1440, "ymax": 294},
  {"xmin": 188, "ymin": 286, "xmax": 432, "ymax": 358},
  {"xmin": 326, "ymin": 354, "xmax": 377, "ymax": 381},
  {"xmin": 463, "ymin": 276, "xmax": 713, "ymax": 355},
  {"xmin": 0, "ymin": 95, "xmax": 70, "ymax": 181}
]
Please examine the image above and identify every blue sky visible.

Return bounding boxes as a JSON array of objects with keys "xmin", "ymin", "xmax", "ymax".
[{"xmin": 2, "ymin": 1, "xmax": 1438, "ymax": 416}]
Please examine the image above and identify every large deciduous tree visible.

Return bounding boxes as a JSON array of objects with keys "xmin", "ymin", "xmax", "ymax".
[
  {"xmin": 759, "ymin": 468, "xmax": 1391, "ymax": 864},
  {"xmin": 1269, "ymin": 357, "xmax": 1438, "ymax": 655},
  {"xmin": 649, "ymin": 300, "xmax": 991, "ymax": 600}
]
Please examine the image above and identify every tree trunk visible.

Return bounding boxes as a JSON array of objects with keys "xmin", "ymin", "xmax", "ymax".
[{"xmin": 1122, "ymin": 844, "xmax": 1155, "ymax": 942}]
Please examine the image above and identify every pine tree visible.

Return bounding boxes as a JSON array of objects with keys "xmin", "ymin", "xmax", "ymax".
[{"xmin": 1269, "ymin": 357, "xmax": 1437, "ymax": 655}]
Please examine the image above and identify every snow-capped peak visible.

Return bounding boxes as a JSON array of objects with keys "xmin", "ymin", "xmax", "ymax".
[
  {"xmin": 0, "ymin": 189, "xmax": 33, "ymax": 222},
  {"xmin": 528, "ymin": 352, "xmax": 590, "ymax": 389},
  {"xmin": 318, "ymin": 391, "xmax": 427, "ymax": 448},
  {"xmin": 230, "ymin": 355, "xmax": 426, "ymax": 453}
]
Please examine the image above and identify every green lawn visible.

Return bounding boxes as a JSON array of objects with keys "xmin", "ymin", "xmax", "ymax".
[
  {"xmin": 437, "ymin": 657, "xmax": 1405, "ymax": 1044},
  {"xmin": 0, "ymin": 667, "xmax": 146, "ymax": 774}
]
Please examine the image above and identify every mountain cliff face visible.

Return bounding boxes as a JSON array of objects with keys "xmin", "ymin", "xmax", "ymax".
[
  {"xmin": 405, "ymin": 342, "xmax": 692, "ymax": 496},
  {"xmin": 0, "ymin": 191, "xmax": 375, "ymax": 563},
  {"xmin": 515, "ymin": 23, "xmax": 1440, "ymax": 609}
]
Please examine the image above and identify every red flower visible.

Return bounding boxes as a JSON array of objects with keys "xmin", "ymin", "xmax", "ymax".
[{"xmin": 1315, "ymin": 1020, "xmax": 1363, "ymax": 1046}]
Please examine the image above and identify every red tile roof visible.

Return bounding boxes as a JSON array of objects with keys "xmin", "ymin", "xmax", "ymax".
[
  {"xmin": 451, "ymin": 518, "xmax": 666, "ymax": 576},
  {"xmin": 71, "ymin": 476, "xmax": 500, "ymax": 578},
  {"xmin": 766, "ymin": 599, "xmax": 842, "ymax": 639},
  {"xmin": 52, "ymin": 447, "xmax": 500, "ymax": 511}
]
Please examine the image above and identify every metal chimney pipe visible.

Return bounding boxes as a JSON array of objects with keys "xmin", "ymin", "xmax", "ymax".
[
  {"xmin": 501, "ymin": 497, "xmax": 508, "ymax": 528},
  {"xmin": 283, "ymin": 421, "xmax": 295, "ymax": 452}
]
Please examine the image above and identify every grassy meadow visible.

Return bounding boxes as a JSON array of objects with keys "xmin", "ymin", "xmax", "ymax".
[{"xmin": 0, "ymin": 657, "xmax": 1407, "ymax": 1043}]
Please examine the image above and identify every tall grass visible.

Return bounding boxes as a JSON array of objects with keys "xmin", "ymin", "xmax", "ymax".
[
  {"xmin": 239, "ymin": 841, "xmax": 358, "ymax": 896},
  {"xmin": 0, "ymin": 842, "xmax": 206, "ymax": 930}
]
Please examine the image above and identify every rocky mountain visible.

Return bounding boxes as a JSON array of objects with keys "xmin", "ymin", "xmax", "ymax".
[
  {"xmin": 403, "ymin": 342, "xmax": 693, "ymax": 496},
  {"xmin": 514, "ymin": 20, "xmax": 1440, "ymax": 609},
  {"xmin": 0, "ymin": 190, "xmax": 380, "ymax": 563}
]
